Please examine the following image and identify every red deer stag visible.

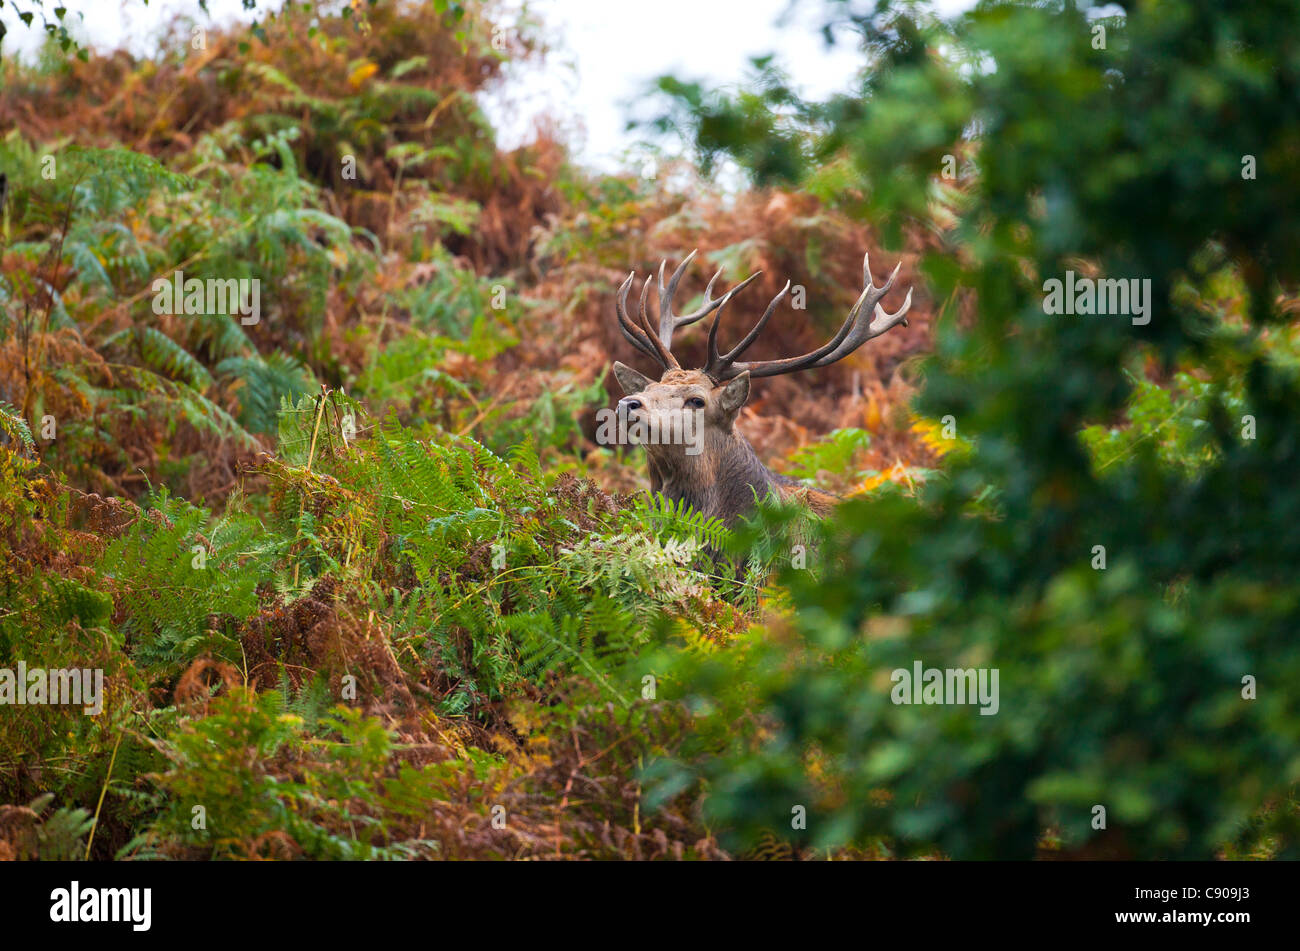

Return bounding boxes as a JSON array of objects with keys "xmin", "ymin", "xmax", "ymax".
[{"xmin": 611, "ymin": 250, "xmax": 913, "ymax": 526}]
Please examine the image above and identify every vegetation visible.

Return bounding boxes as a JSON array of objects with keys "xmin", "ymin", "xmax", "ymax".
[{"xmin": 0, "ymin": 0, "xmax": 1296, "ymax": 860}]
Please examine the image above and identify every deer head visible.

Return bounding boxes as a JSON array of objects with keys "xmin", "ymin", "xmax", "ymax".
[{"xmin": 610, "ymin": 250, "xmax": 913, "ymax": 523}]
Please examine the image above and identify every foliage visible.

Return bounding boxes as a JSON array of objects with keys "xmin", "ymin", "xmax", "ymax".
[
  {"xmin": 3, "ymin": 0, "xmax": 1293, "ymax": 864},
  {"xmin": 783, "ymin": 426, "xmax": 872, "ymax": 483},
  {"xmin": 0, "ymin": 381, "xmax": 744, "ymax": 858},
  {"xmin": 645, "ymin": 0, "xmax": 1300, "ymax": 859}
]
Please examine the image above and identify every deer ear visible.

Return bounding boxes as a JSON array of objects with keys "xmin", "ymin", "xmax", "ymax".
[
  {"xmin": 612, "ymin": 362, "xmax": 654, "ymax": 395},
  {"xmin": 717, "ymin": 371, "xmax": 750, "ymax": 415}
]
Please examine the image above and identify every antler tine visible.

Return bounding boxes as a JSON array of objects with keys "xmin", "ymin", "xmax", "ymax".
[
  {"xmin": 711, "ymin": 278, "xmax": 788, "ymax": 371},
  {"xmin": 796, "ymin": 252, "xmax": 909, "ymax": 369},
  {"xmin": 706, "ymin": 277, "xmax": 864, "ymax": 380},
  {"xmin": 703, "ymin": 274, "xmax": 778, "ymax": 379},
  {"xmin": 638, "ymin": 274, "xmax": 681, "ymax": 370},
  {"xmin": 616, "ymin": 250, "xmax": 907, "ymax": 380},
  {"xmin": 615, "ymin": 271, "xmax": 665, "ymax": 364},
  {"xmin": 657, "ymin": 249, "xmax": 729, "ymax": 347},
  {"xmin": 806, "ymin": 285, "xmax": 912, "ymax": 370},
  {"xmin": 708, "ymin": 252, "xmax": 913, "ymax": 381}
]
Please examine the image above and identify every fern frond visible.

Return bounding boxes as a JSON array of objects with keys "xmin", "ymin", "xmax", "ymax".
[{"xmin": 0, "ymin": 402, "xmax": 36, "ymax": 455}]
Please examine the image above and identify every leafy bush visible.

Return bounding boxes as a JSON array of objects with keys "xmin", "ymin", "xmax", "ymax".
[
  {"xmin": 6, "ymin": 0, "xmax": 1295, "ymax": 864},
  {"xmin": 646, "ymin": 0, "xmax": 1300, "ymax": 859}
]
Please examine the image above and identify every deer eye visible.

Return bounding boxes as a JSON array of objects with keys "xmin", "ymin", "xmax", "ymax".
[{"xmin": 686, "ymin": 396, "xmax": 706, "ymax": 409}]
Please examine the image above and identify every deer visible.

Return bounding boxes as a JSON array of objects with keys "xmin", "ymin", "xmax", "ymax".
[{"xmin": 610, "ymin": 250, "xmax": 913, "ymax": 526}]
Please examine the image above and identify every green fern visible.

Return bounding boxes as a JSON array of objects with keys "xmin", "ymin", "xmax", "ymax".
[
  {"xmin": 0, "ymin": 402, "xmax": 35, "ymax": 455},
  {"xmin": 632, "ymin": 491, "xmax": 733, "ymax": 552},
  {"xmin": 217, "ymin": 350, "xmax": 316, "ymax": 434},
  {"xmin": 96, "ymin": 489, "xmax": 274, "ymax": 676}
]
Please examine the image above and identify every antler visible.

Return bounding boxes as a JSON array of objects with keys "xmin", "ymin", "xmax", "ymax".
[
  {"xmin": 615, "ymin": 251, "xmax": 912, "ymax": 380},
  {"xmin": 614, "ymin": 249, "xmax": 758, "ymax": 372},
  {"xmin": 702, "ymin": 251, "xmax": 913, "ymax": 381}
]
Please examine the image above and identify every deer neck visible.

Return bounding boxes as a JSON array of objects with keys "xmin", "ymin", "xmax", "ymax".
[{"xmin": 646, "ymin": 426, "xmax": 778, "ymax": 526}]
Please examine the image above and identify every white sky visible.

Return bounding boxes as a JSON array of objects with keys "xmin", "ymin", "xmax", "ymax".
[{"xmin": 0, "ymin": 0, "xmax": 976, "ymax": 173}]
